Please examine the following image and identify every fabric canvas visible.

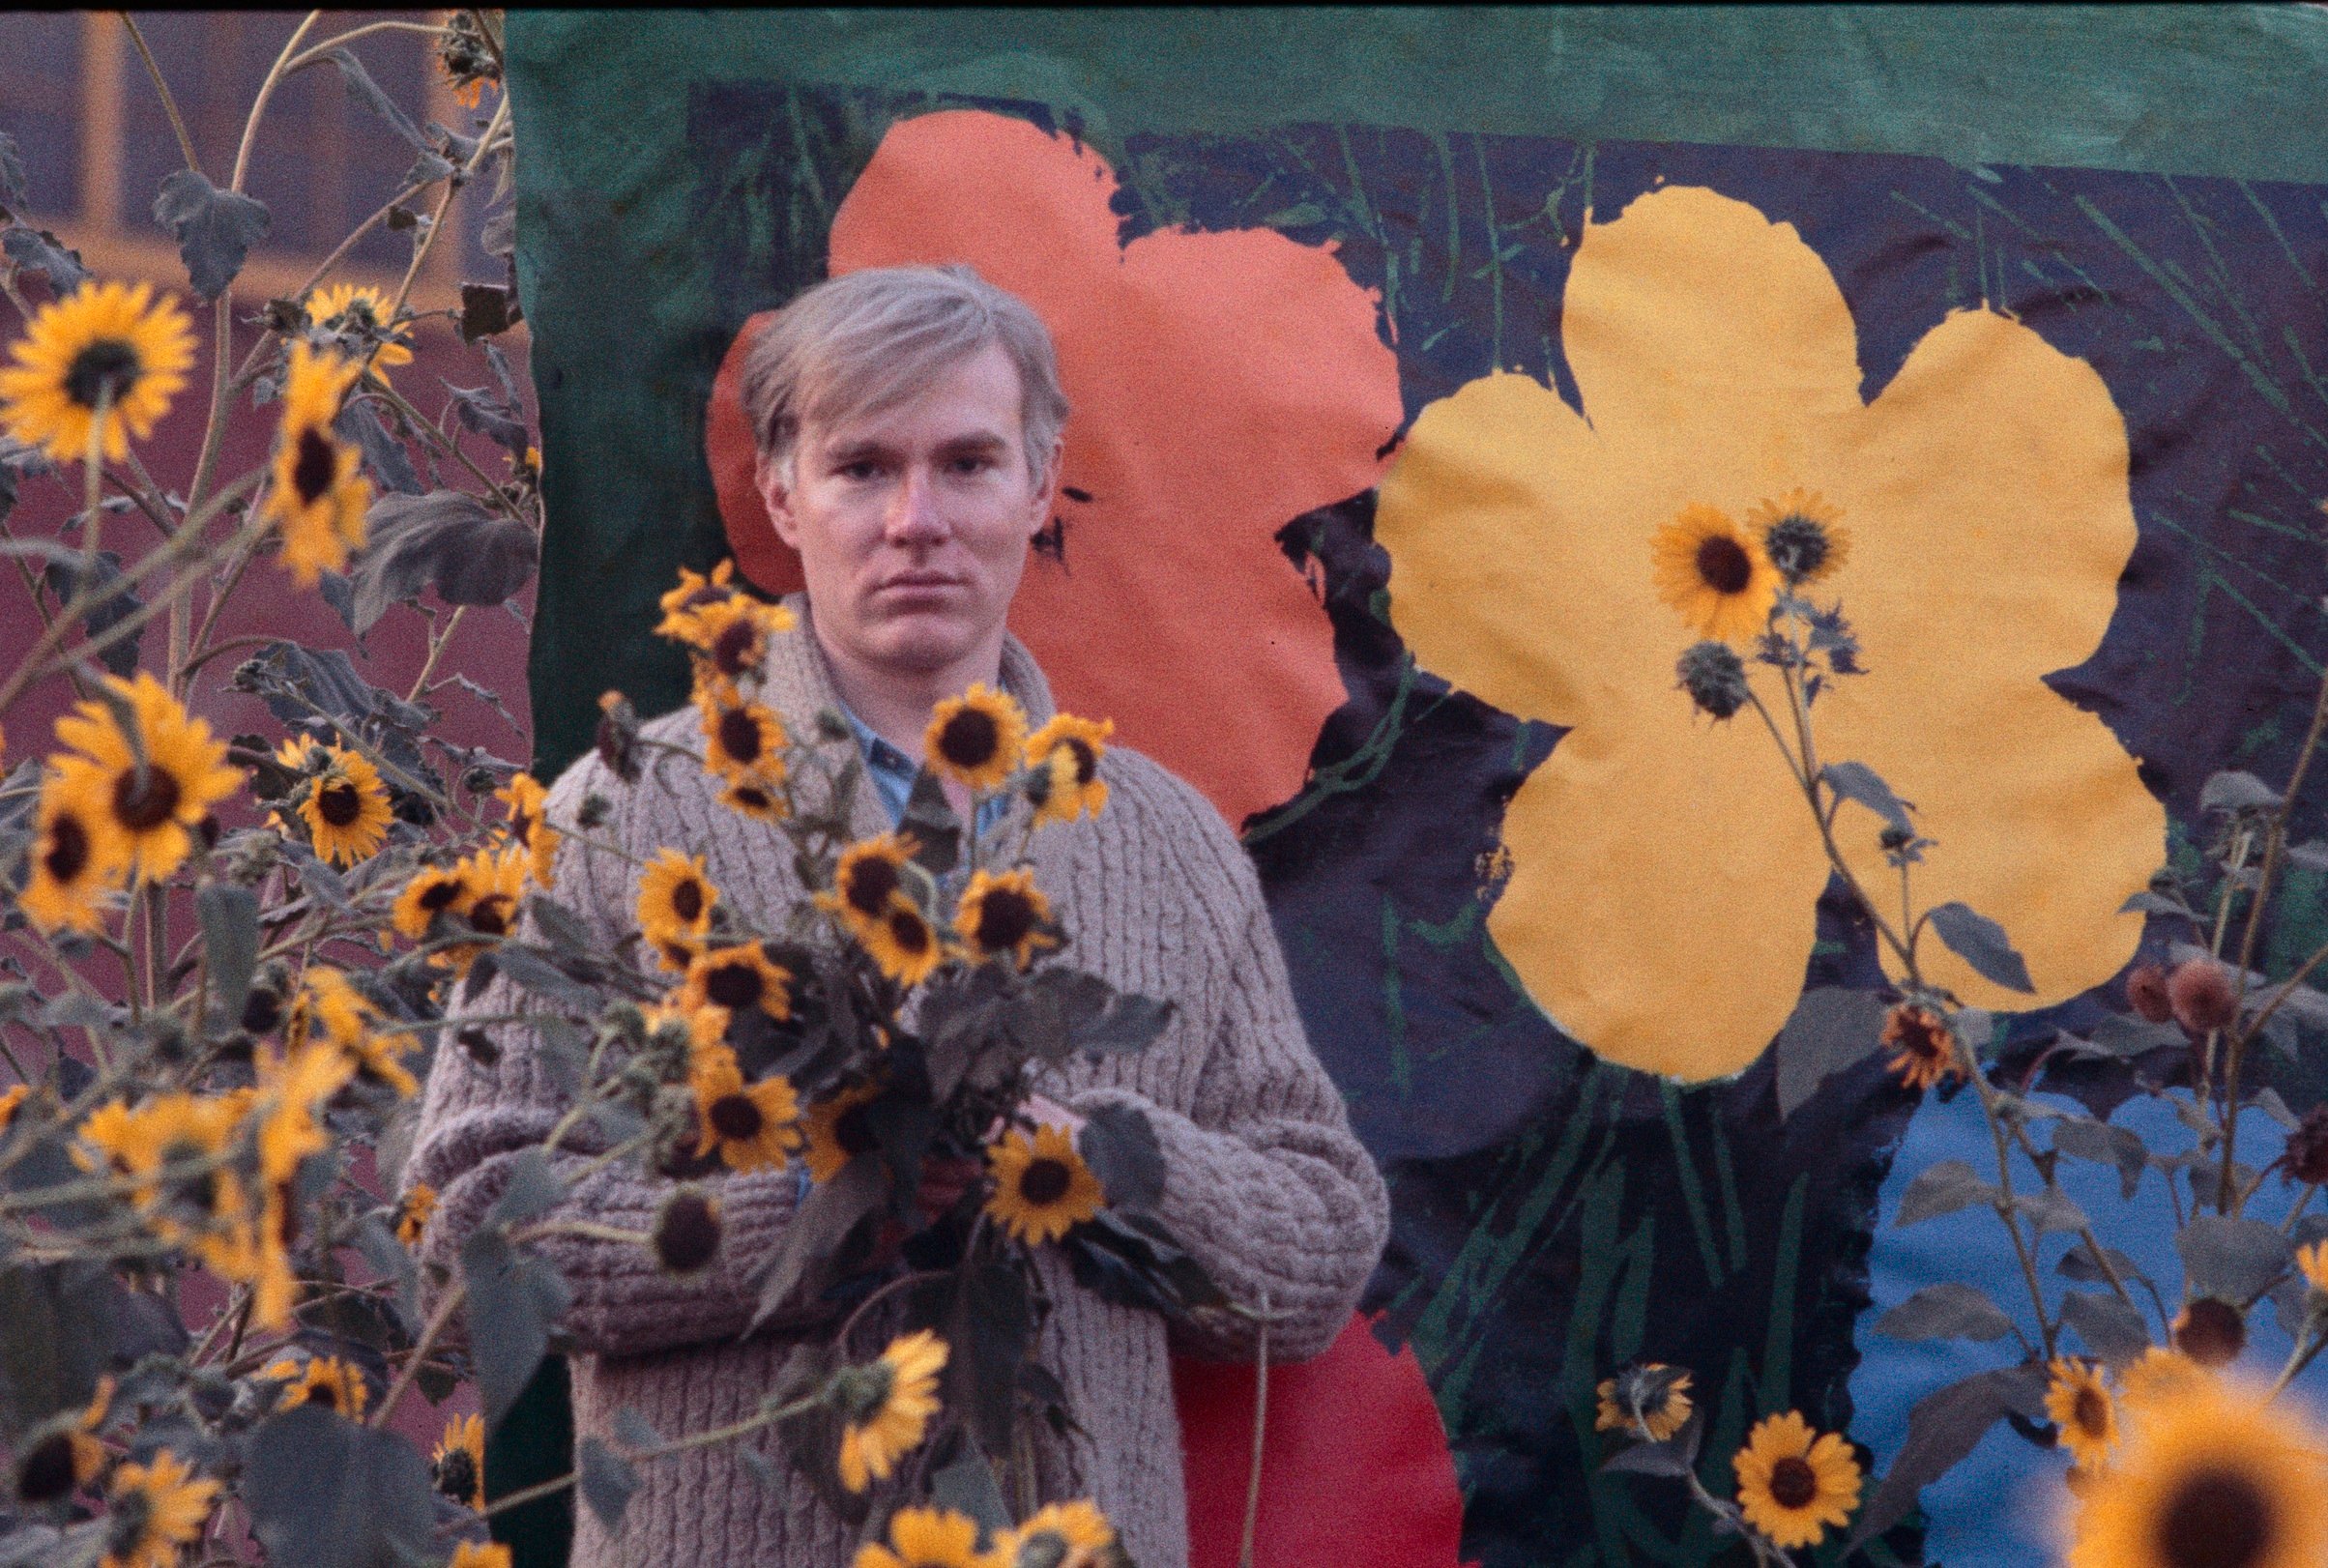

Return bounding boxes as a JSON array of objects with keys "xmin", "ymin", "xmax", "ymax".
[{"xmin": 505, "ymin": 11, "xmax": 2328, "ymax": 1565}]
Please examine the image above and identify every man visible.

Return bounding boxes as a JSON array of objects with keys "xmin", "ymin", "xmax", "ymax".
[{"xmin": 406, "ymin": 264, "xmax": 1390, "ymax": 1567}]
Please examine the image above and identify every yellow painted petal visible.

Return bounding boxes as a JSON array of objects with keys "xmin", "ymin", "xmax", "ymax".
[{"xmin": 1826, "ymin": 307, "xmax": 2162, "ymax": 1004}]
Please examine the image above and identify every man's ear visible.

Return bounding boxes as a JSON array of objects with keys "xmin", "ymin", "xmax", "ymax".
[
  {"xmin": 755, "ymin": 451, "xmax": 801, "ymax": 551},
  {"xmin": 1027, "ymin": 437, "xmax": 1065, "ymax": 539}
]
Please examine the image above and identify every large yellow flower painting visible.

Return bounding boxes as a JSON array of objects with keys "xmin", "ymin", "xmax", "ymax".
[{"xmin": 1378, "ymin": 185, "xmax": 2165, "ymax": 1080}]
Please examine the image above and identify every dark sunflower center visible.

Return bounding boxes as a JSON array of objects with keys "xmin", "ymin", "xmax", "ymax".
[
  {"xmin": 2174, "ymin": 1297, "xmax": 2247, "ymax": 1367},
  {"xmin": 1065, "ymin": 737, "xmax": 1096, "ymax": 785},
  {"xmin": 64, "ymin": 339, "xmax": 141, "ymax": 411},
  {"xmin": 710, "ymin": 1093, "xmax": 764, "ymax": 1141},
  {"xmin": 420, "ymin": 877, "xmax": 464, "ymax": 912},
  {"xmin": 833, "ymin": 1102, "xmax": 879, "ymax": 1156},
  {"xmin": 2072, "ymin": 1386, "xmax": 2108, "ymax": 1437},
  {"xmin": 275, "ymin": 1180, "xmax": 300, "ymax": 1245},
  {"xmin": 1768, "ymin": 1455, "xmax": 1819, "ymax": 1511},
  {"xmin": 292, "ymin": 426, "xmax": 337, "ymax": 506},
  {"xmin": 433, "ymin": 1448, "xmax": 480, "ymax": 1504},
  {"xmin": 842, "ymin": 856, "xmax": 900, "ymax": 915},
  {"xmin": 2155, "ymin": 1466, "xmax": 2275, "ymax": 1568},
  {"xmin": 711, "ymin": 620, "xmax": 760, "ymax": 678},
  {"xmin": 975, "ymin": 889, "xmax": 1036, "ymax": 952},
  {"xmin": 671, "ymin": 879, "xmax": 704, "ymax": 923},
  {"xmin": 241, "ymin": 988, "xmax": 282, "ymax": 1035},
  {"xmin": 113, "ymin": 763, "xmax": 182, "ymax": 832},
  {"xmin": 731, "ymin": 785, "xmax": 774, "ymax": 813},
  {"xmin": 42, "ymin": 813, "xmax": 92, "ymax": 882},
  {"xmin": 1020, "ymin": 1157, "xmax": 1072, "ymax": 1206},
  {"xmin": 717, "ymin": 708, "xmax": 764, "ymax": 765},
  {"xmin": 704, "ymin": 962, "xmax": 763, "ymax": 1009},
  {"xmin": 1694, "ymin": 534, "xmax": 1753, "ymax": 595},
  {"xmin": 887, "ymin": 907, "xmax": 930, "ymax": 955},
  {"xmin": 307, "ymin": 1378, "xmax": 339, "ymax": 1410},
  {"xmin": 937, "ymin": 709, "xmax": 1000, "ymax": 770},
  {"xmin": 317, "ymin": 780, "xmax": 363, "ymax": 827},
  {"xmin": 16, "ymin": 1433, "xmax": 77, "ymax": 1503},
  {"xmin": 467, "ymin": 895, "xmax": 513, "ymax": 938}
]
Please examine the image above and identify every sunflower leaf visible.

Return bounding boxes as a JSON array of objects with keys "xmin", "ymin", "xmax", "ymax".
[
  {"xmin": 928, "ymin": 1429, "xmax": 1011, "ymax": 1535},
  {"xmin": 195, "ymin": 883, "xmax": 260, "ymax": 1032},
  {"xmin": 335, "ymin": 397, "xmax": 422, "ymax": 496},
  {"xmin": 576, "ymin": 1437, "xmax": 639, "ymax": 1531},
  {"xmin": 323, "ymin": 46, "xmax": 432, "ymax": 152},
  {"xmin": 42, "ymin": 552, "xmax": 143, "ymax": 680},
  {"xmin": 1772, "ymin": 985, "xmax": 1890, "ymax": 1119},
  {"xmin": 2118, "ymin": 888, "xmax": 2201, "ymax": 919},
  {"xmin": 0, "ymin": 132, "xmax": 25, "ymax": 215},
  {"xmin": 2051, "ymin": 1117, "xmax": 2148, "ymax": 1201},
  {"xmin": 460, "ymin": 281, "xmax": 522, "ymax": 341},
  {"xmin": 0, "ymin": 226, "xmax": 87, "ymax": 294},
  {"xmin": 946, "ymin": 1255, "xmax": 1032, "ymax": 1458},
  {"xmin": 1876, "ymin": 1282, "xmax": 2016, "ymax": 1343},
  {"xmin": 151, "ymin": 169, "xmax": 270, "ymax": 301},
  {"xmin": 899, "ymin": 769, "xmax": 960, "ymax": 877},
  {"xmin": 458, "ymin": 1225, "xmax": 571, "ymax": 1433},
  {"xmin": 1597, "ymin": 1407, "xmax": 1704, "ymax": 1476},
  {"xmin": 0, "ymin": 1262, "xmax": 115, "ymax": 1440},
  {"xmin": 1893, "ymin": 1160, "xmax": 1997, "ymax": 1227},
  {"xmin": 245, "ymin": 1405, "xmax": 438, "ymax": 1568},
  {"xmin": 347, "ymin": 490, "xmax": 538, "ymax": 634},
  {"xmin": 2198, "ymin": 769, "xmax": 2283, "ymax": 814},
  {"xmin": 748, "ymin": 1155, "xmax": 883, "ymax": 1333},
  {"xmin": 1924, "ymin": 902, "xmax": 2035, "ymax": 994},
  {"xmin": 483, "ymin": 1147, "xmax": 567, "ymax": 1231},
  {"xmin": 1078, "ymin": 1102, "xmax": 1164, "ymax": 1211},
  {"xmin": 1846, "ymin": 1364, "xmax": 2046, "ymax": 1553},
  {"xmin": 2176, "ymin": 1213, "xmax": 2290, "ymax": 1304},
  {"xmin": 2058, "ymin": 1289, "xmax": 2149, "ymax": 1365},
  {"xmin": 443, "ymin": 378, "xmax": 531, "ymax": 457},
  {"xmin": 1820, "ymin": 761, "xmax": 1914, "ymax": 835}
]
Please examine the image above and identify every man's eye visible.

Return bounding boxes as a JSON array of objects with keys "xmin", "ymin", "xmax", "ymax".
[
  {"xmin": 839, "ymin": 461, "xmax": 882, "ymax": 481},
  {"xmin": 949, "ymin": 455, "xmax": 992, "ymax": 474}
]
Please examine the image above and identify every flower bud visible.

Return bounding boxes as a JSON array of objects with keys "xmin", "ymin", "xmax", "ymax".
[
  {"xmin": 2170, "ymin": 1295, "xmax": 2245, "ymax": 1367},
  {"xmin": 1674, "ymin": 641, "xmax": 1748, "ymax": 721},
  {"xmin": 2167, "ymin": 958, "xmax": 2238, "ymax": 1035},
  {"xmin": 2125, "ymin": 962, "xmax": 2173, "ymax": 1024}
]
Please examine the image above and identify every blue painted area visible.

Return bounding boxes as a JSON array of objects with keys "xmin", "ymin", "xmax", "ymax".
[{"xmin": 1850, "ymin": 1086, "xmax": 2328, "ymax": 1566}]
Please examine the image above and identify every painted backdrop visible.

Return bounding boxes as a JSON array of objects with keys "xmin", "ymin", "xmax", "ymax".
[{"xmin": 507, "ymin": 11, "xmax": 2328, "ymax": 1566}]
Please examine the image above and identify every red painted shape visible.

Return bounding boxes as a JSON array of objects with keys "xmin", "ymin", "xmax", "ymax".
[
  {"xmin": 706, "ymin": 108, "xmax": 1404, "ymax": 829},
  {"xmin": 1175, "ymin": 1314, "xmax": 1472, "ymax": 1568}
]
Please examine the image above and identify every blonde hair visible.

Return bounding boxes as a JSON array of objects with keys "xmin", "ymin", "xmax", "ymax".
[{"xmin": 738, "ymin": 264, "xmax": 1070, "ymax": 487}]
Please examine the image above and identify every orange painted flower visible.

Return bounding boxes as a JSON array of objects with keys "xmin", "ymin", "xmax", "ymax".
[{"xmin": 708, "ymin": 108, "xmax": 1404, "ymax": 828}]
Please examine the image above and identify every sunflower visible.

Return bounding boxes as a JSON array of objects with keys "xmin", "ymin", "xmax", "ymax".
[
  {"xmin": 638, "ymin": 848, "xmax": 718, "ymax": 948},
  {"xmin": 655, "ymin": 560, "xmax": 743, "ymax": 642},
  {"xmin": 0, "ymin": 1084, "xmax": 27, "ymax": 1137},
  {"xmin": 1649, "ymin": 504, "xmax": 1781, "ymax": 645},
  {"xmin": 678, "ymin": 943, "xmax": 793, "ymax": 1024},
  {"xmin": 305, "ymin": 282, "xmax": 413, "ymax": 367},
  {"xmin": 823, "ymin": 834, "xmax": 916, "ymax": 936},
  {"xmin": 1746, "ymin": 488, "xmax": 1851, "ymax": 587},
  {"xmin": 954, "ymin": 868, "xmax": 1061, "ymax": 972},
  {"xmin": 294, "ymin": 744, "xmax": 392, "ymax": 866},
  {"xmin": 680, "ymin": 596, "xmax": 794, "ymax": 683},
  {"xmin": 0, "ymin": 279, "xmax": 194, "ymax": 464},
  {"xmin": 801, "ymin": 1081, "xmax": 885, "ymax": 1184},
  {"xmin": 2066, "ymin": 1375, "xmax": 2328, "ymax": 1568},
  {"xmin": 984, "ymin": 1124, "xmax": 1105, "ymax": 1246},
  {"xmin": 251, "ymin": 1040, "xmax": 350, "ymax": 1185},
  {"xmin": 99, "ymin": 1450, "xmax": 217, "ymax": 1568},
  {"xmin": 395, "ymin": 1182, "xmax": 438, "ymax": 1248},
  {"xmin": 495, "ymin": 771, "xmax": 560, "ymax": 888},
  {"xmin": 1024, "ymin": 713, "xmax": 1112, "ymax": 827},
  {"xmin": 392, "ymin": 863, "xmax": 470, "ymax": 945},
  {"xmin": 1882, "ymin": 1003, "xmax": 1958, "ymax": 1092},
  {"xmin": 263, "ymin": 341, "xmax": 370, "ymax": 587},
  {"xmin": 16, "ymin": 1377, "xmax": 112, "ymax": 1505},
  {"xmin": 263, "ymin": 1354, "xmax": 369, "ymax": 1419},
  {"xmin": 689, "ymin": 1042, "xmax": 800, "ymax": 1173},
  {"xmin": 2047, "ymin": 1358, "xmax": 2119, "ymax": 1470},
  {"xmin": 860, "ymin": 895, "xmax": 945, "ymax": 988},
  {"xmin": 697, "ymin": 686, "xmax": 789, "ymax": 786},
  {"xmin": 925, "ymin": 683, "xmax": 1027, "ymax": 795},
  {"xmin": 51, "ymin": 670, "xmax": 241, "ymax": 882},
  {"xmin": 73, "ymin": 1091, "xmax": 247, "ymax": 1239},
  {"xmin": 832, "ymin": 1330, "xmax": 947, "ymax": 1493},
  {"xmin": 2171, "ymin": 1297, "xmax": 2247, "ymax": 1369},
  {"xmin": 993, "ymin": 1500, "xmax": 1114, "ymax": 1568},
  {"xmin": 1732, "ymin": 1409, "xmax": 1862, "ymax": 1552},
  {"xmin": 432, "ymin": 1412, "xmax": 486, "ymax": 1510},
  {"xmin": 2120, "ymin": 1347, "xmax": 2205, "ymax": 1409},
  {"xmin": 853, "ymin": 1504, "xmax": 993, "ymax": 1568},
  {"xmin": 435, "ymin": 844, "xmax": 528, "ymax": 974},
  {"xmin": 720, "ymin": 776, "xmax": 789, "ymax": 823},
  {"xmin": 1595, "ymin": 1363, "xmax": 1695, "ymax": 1443},
  {"xmin": 17, "ymin": 761, "xmax": 124, "ymax": 933},
  {"xmin": 290, "ymin": 968, "xmax": 417, "ymax": 1096},
  {"xmin": 2299, "ymin": 1240, "xmax": 2328, "ymax": 1295}
]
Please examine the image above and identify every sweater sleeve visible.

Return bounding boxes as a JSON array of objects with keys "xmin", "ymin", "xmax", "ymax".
[
  {"xmin": 401, "ymin": 753, "xmax": 801, "ymax": 1358},
  {"xmin": 1069, "ymin": 893, "xmax": 1389, "ymax": 1365}
]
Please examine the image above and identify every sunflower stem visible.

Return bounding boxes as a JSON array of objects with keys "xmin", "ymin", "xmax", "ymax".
[
  {"xmin": 280, "ymin": 19, "xmax": 451, "ymax": 75},
  {"xmin": 119, "ymin": 15, "xmax": 203, "ymax": 176},
  {"xmin": 405, "ymin": 605, "xmax": 467, "ymax": 706},
  {"xmin": 1237, "ymin": 1288, "xmax": 1270, "ymax": 1568},
  {"xmin": 228, "ymin": 13, "xmax": 322, "ymax": 195}
]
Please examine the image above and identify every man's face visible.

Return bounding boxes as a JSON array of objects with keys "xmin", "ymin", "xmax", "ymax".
[{"xmin": 758, "ymin": 342, "xmax": 1056, "ymax": 680}]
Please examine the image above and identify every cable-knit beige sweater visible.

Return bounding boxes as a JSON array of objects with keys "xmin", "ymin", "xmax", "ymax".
[{"xmin": 405, "ymin": 606, "xmax": 1391, "ymax": 1568}]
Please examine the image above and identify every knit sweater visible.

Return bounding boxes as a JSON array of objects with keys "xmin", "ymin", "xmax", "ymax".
[{"xmin": 405, "ymin": 605, "xmax": 1391, "ymax": 1568}]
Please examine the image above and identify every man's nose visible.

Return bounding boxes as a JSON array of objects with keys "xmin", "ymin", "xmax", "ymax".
[{"xmin": 886, "ymin": 466, "xmax": 949, "ymax": 543}]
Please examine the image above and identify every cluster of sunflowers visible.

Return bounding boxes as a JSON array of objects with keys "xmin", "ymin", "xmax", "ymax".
[{"xmin": 1592, "ymin": 489, "xmax": 2328, "ymax": 1562}]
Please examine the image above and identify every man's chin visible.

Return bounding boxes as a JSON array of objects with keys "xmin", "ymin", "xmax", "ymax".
[{"xmin": 865, "ymin": 615, "xmax": 982, "ymax": 674}]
